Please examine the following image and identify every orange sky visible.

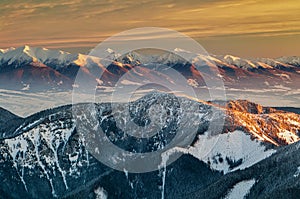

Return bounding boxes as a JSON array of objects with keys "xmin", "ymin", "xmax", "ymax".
[{"xmin": 0, "ymin": 0, "xmax": 299, "ymax": 58}]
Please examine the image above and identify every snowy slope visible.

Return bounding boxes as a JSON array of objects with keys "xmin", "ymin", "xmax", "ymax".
[
  {"xmin": 0, "ymin": 93, "xmax": 300, "ymax": 198},
  {"xmin": 224, "ymin": 179, "xmax": 256, "ymax": 199},
  {"xmin": 1, "ymin": 45, "xmax": 299, "ymax": 70},
  {"xmin": 224, "ymin": 100, "xmax": 300, "ymax": 146},
  {"xmin": 0, "ymin": 46, "xmax": 300, "ymax": 97},
  {"xmin": 0, "ymin": 45, "xmax": 78, "ymax": 67},
  {"xmin": 189, "ymin": 131, "xmax": 275, "ymax": 174}
]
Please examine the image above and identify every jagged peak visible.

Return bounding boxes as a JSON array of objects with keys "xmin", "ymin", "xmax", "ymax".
[
  {"xmin": 276, "ymin": 56, "xmax": 300, "ymax": 65},
  {"xmin": 0, "ymin": 45, "xmax": 78, "ymax": 66},
  {"xmin": 23, "ymin": 45, "xmax": 31, "ymax": 52},
  {"xmin": 224, "ymin": 54, "xmax": 241, "ymax": 61},
  {"xmin": 134, "ymin": 91, "xmax": 173, "ymax": 100},
  {"xmin": 226, "ymin": 99, "xmax": 277, "ymax": 114},
  {"xmin": 8, "ymin": 45, "xmax": 71, "ymax": 55},
  {"xmin": 1, "ymin": 46, "xmax": 299, "ymax": 71},
  {"xmin": 0, "ymin": 47, "xmax": 15, "ymax": 53}
]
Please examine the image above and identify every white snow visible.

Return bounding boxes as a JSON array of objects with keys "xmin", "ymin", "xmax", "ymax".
[
  {"xmin": 0, "ymin": 47, "xmax": 15, "ymax": 53},
  {"xmin": 224, "ymin": 179, "xmax": 256, "ymax": 199},
  {"xmin": 157, "ymin": 52, "xmax": 187, "ymax": 65},
  {"xmin": 277, "ymin": 56, "xmax": 300, "ymax": 65},
  {"xmin": 189, "ymin": 130, "xmax": 275, "ymax": 173},
  {"xmin": 278, "ymin": 130, "xmax": 299, "ymax": 144},
  {"xmin": 2, "ymin": 117, "xmax": 85, "ymax": 197},
  {"xmin": 1, "ymin": 45, "xmax": 299, "ymax": 73},
  {"xmin": 5, "ymin": 137, "xmax": 29, "ymax": 191},
  {"xmin": 159, "ymin": 150, "xmax": 172, "ymax": 199},
  {"xmin": 156, "ymin": 131, "xmax": 272, "ymax": 199},
  {"xmin": 94, "ymin": 186, "xmax": 108, "ymax": 199},
  {"xmin": 0, "ymin": 45, "xmax": 77, "ymax": 67},
  {"xmin": 159, "ymin": 130, "xmax": 275, "ymax": 175},
  {"xmin": 73, "ymin": 54, "xmax": 88, "ymax": 66},
  {"xmin": 21, "ymin": 84, "xmax": 30, "ymax": 91},
  {"xmin": 224, "ymin": 55, "xmax": 240, "ymax": 62},
  {"xmin": 123, "ymin": 169, "xmax": 129, "ymax": 179},
  {"xmin": 293, "ymin": 166, "xmax": 300, "ymax": 178},
  {"xmin": 287, "ymin": 118, "xmax": 300, "ymax": 126}
]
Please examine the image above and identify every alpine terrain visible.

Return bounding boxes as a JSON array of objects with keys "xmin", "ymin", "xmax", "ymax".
[{"xmin": 0, "ymin": 92, "xmax": 300, "ymax": 199}]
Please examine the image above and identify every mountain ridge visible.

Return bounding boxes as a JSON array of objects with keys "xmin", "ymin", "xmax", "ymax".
[
  {"xmin": 1, "ymin": 93, "xmax": 299, "ymax": 145},
  {"xmin": 0, "ymin": 92, "xmax": 299, "ymax": 198},
  {"xmin": 0, "ymin": 107, "xmax": 22, "ymax": 126},
  {"xmin": 1, "ymin": 45, "xmax": 299, "ymax": 63},
  {"xmin": 1, "ymin": 45, "xmax": 300, "ymax": 92}
]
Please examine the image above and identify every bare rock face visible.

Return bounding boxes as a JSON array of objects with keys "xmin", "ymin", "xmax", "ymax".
[{"xmin": 222, "ymin": 100, "xmax": 300, "ymax": 145}]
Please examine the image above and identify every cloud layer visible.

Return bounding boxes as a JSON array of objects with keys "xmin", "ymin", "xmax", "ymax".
[{"xmin": 0, "ymin": 0, "xmax": 299, "ymax": 57}]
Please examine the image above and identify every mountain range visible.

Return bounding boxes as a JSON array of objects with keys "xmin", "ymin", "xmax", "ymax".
[
  {"xmin": 0, "ymin": 45, "xmax": 300, "ymax": 93},
  {"xmin": 1, "ymin": 46, "xmax": 300, "ymax": 198},
  {"xmin": 0, "ymin": 92, "xmax": 300, "ymax": 198}
]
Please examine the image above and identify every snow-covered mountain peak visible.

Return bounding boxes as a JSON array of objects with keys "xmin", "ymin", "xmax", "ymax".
[
  {"xmin": 0, "ymin": 45, "xmax": 38, "ymax": 64},
  {"xmin": 103, "ymin": 49, "xmax": 156, "ymax": 65},
  {"xmin": 221, "ymin": 55, "xmax": 259, "ymax": 69},
  {"xmin": 23, "ymin": 45, "xmax": 31, "ymax": 53},
  {"xmin": 73, "ymin": 53, "xmax": 93, "ymax": 66},
  {"xmin": 1, "ymin": 45, "xmax": 299, "ymax": 71},
  {"xmin": 225, "ymin": 99, "xmax": 276, "ymax": 114},
  {"xmin": 277, "ymin": 56, "xmax": 300, "ymax": 65},
  {"xmin": 0, "ymin": 47, "xmax": 15, "ymax": 54},
  {"xmin": 0, "ymin": 45, "xmax": 79, "ymax": 67},
  {"xmin": 0, "ymin": 93, "xmax": 300, "ymax": 198},
  {"xmin": 224, "ymin": 54, "xmax": 240, "ymax": 61}
]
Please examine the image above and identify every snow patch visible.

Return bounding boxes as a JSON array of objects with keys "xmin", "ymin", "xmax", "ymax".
[
  {"xmin": 159, "ymin": 130, "xmax": 275, "ymax": 175},
  {"xmin": 278, "ymin": 130, "xmax": 299, "ymax": 144},
  {"xmin": 293, "ymin": 166, "xmax": 300, "ymax": 178},
  {"xmin": 224, "ymin": 179, "xmax": 256, "ymax": 199},
  {"xmin": 189, "ymin": 130, "xmax": 275, "ymax": 173},
  {"xmin": 94, "ymin": 186, "xmax": 108, "ymax": 199},
  {"xmin": 1, "ymin": 117, "xmax": 89, "ymax": 197}
]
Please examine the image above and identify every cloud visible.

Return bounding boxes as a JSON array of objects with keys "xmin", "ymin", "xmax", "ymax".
[{"xmin": 0, "ymin": 0, "xmax": 299, "ymax": 57}]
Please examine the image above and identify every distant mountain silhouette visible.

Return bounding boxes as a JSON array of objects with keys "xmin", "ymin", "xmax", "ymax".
[{"xmin": 0, "ymin": 46, "xmax": 300, "ymax": 92}]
